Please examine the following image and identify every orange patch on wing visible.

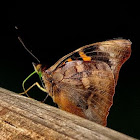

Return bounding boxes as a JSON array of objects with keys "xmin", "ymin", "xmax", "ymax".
[
  {"xmin": 79, "ymin": 51, "xmax": 91, "ymax": 61},
  {"xmin": 67, "ymin": 58, "xmax": 72, "ymax": 62}
]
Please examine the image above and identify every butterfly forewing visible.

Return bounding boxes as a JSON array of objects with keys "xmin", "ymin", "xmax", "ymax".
[{"xmin": 50, "ymin": 39, "xmax": 131, "ymax": 83}]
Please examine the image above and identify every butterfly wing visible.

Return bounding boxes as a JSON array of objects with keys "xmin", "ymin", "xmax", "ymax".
[
  {"xmin": 44, "ymin": 39, "xmax": 131, "ymax": 126},
  {"xmin": 49, "ymin": 39, "xmax": 131, "ymax": 84},
  {"xmin": 51, "ymin": 60, "xmax": 115, "ymax": 126}
]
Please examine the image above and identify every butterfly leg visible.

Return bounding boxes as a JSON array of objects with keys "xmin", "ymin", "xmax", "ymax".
[{"xmin": 19, "ymin": 82, "xmax": 47, "ymax": 97}]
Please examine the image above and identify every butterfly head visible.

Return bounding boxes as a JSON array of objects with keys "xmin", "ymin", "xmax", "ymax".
[
  {"xmin": 32, "ymin": 62, "xmax": 43, "ymax": 80},
  {"xmin": 32, "ymin": 62, "xmax": 54, "ymax": 96}
]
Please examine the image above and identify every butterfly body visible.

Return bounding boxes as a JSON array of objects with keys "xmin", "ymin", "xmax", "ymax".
[{"xmin": 33, "ymin": 39, "xmax": 131, "ymax": 126}]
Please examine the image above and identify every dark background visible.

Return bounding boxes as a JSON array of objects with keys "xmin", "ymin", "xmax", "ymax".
[{"xmin": 1, "ymin": 1, "xmax": 140, "ymax": 139}]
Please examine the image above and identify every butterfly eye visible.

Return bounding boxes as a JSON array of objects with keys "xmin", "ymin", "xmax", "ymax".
[{"xmin": 33, "ymin": 63, "xmax": 42, "ymax": 72}]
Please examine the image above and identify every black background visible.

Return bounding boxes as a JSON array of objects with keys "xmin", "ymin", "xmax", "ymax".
[{"xmin": 1, "ymin": 1, "xmax": 140, "ymax": 139}]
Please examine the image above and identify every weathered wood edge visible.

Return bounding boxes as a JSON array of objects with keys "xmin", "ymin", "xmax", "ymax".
[{"xmin": 0, "ymin": 87, "xmax": 137, "ymax": 140}]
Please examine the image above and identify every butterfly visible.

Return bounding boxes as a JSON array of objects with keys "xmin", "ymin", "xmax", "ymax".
[{"xmin": 22, "ymin": 39, "xmax": 131, "ymax": 126}]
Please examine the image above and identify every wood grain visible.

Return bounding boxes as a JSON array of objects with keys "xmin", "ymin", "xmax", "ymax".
[{"xmin": 0, "ymin": 87, "xmax": 137, "ymax": 140}]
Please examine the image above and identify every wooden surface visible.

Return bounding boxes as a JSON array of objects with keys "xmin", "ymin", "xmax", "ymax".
[{"xmin": 0, "ymin": 87, "xmax": 137, "ymax": 140}]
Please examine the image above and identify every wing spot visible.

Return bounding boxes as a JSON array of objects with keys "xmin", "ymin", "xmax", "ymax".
[{"xmin": 79, "ymin": 51, "xmax": 91, "ymax": 61}]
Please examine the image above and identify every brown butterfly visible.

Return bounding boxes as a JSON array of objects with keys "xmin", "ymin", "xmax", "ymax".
[{"xmin": 21, "ymin": 39, "xmax": 131, "ymax": 126}]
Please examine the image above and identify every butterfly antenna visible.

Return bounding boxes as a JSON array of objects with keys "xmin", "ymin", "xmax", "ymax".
[{"xmin": 17, "ymin": 36, "xmax": 40, "ymax": 63}]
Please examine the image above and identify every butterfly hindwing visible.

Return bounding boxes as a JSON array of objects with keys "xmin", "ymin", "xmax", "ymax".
[{"xmin": 50, "ymin": 60, "xmax": 115, "ymax": 126}]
